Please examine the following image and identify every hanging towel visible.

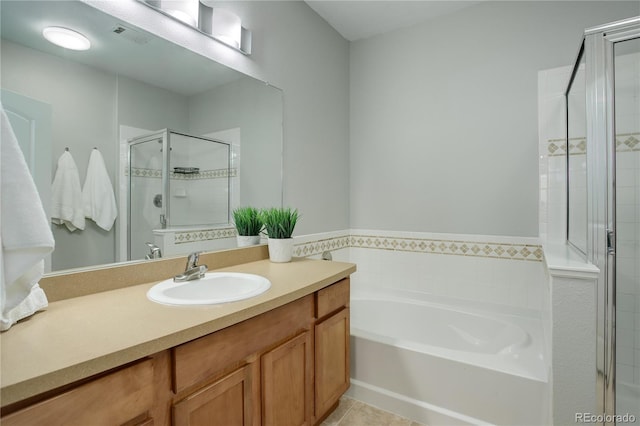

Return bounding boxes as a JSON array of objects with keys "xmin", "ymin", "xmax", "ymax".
[
  {"xmin": 82, "ymin": 149, "xmax": 117, "ymax": 231},
  {"xmin": 51, "ymin": 150, "xmax": 85, "ymax": 231},
  {"xmin": 1, "ymin": 106, "xmax": 55, "ymax": 331}
]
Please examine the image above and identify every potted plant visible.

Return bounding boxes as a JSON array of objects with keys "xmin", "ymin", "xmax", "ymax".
[
  {"xmin": 260, "ymin": 207, "xmax": 299, "ymax": 262},
  {"xmin": 233, "ymin": 207, "xmax": 263, "ymax": 247}
]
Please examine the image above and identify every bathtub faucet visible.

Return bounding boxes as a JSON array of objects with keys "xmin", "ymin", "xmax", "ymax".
[{"xmin": 174, "ymin": 252, "xmax": 208, "ymax": 282}]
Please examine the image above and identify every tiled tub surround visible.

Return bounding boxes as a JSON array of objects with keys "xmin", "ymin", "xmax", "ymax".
[
  {"xmin": 293, "ymin": 229, "xmax": 550, "ymax": 424},
  {"xmin": 295, "ymin": 230, "xmax": 545, "ymax": 310}
]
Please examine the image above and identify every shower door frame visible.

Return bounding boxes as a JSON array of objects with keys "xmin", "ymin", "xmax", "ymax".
[
  {"xmin": 127, "ymin": 129, "xmax": 169, "ymax": 260},
  {"xmin": 581, "ymin": 16, "xmax": 640, "ymax": 422}
]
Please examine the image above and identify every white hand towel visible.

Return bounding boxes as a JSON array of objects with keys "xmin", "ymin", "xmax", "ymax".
[
  {"xmin": 82, "ymin": 149, "xmax": 117, "ymax": 231},
  {"xmin": 1, "ymin": 106, "xmax": 55, "ymax": 331},
  {"xmin": 51, "ymin": 150, "xmax": 85, "ymax": 231}
]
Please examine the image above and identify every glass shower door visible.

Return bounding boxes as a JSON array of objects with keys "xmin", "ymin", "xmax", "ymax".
[
  {"xmin": 614, "ymin": 36, "xmax": 640, "ymax": 420},
  {"xmin": 128, "ymin": 131, "xmax": 165, "ymax": 260},
  {"xmin": 168, "ymin": 132, "xmax": 230, "ymax": 227}
]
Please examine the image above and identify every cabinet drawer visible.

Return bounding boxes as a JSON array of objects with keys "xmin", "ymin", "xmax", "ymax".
[
  {"xmin": 173, "ymin": 295, "xmax": 314, "ymax": 394},
  {"xmin": 316, "ymin": 278, "xmax": 349, "ymax": 319},
  {"xmin": 2, "ymin": 359, "xmax": 154, "ymax": 426}
]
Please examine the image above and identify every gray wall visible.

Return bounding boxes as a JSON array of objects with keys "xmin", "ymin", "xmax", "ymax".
[
  {"xmin": 349, "ymin": 1, "xmax": 639, "ymax": 237},
  {"xmin": 118, "ymin": 76, "xmax": 189, "ymax": 132},
  {"xmin": 188, "ymin": 78, "xmax": 283, "ymax": 209},
  {"xmin": 90, "ymin": 0, "xmax": 351, "ymax": 236}
]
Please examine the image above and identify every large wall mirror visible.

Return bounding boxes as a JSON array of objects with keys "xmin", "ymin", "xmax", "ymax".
[{"xmin": 0, "ymin": 0, "xmax": 283, "ymax": 273}]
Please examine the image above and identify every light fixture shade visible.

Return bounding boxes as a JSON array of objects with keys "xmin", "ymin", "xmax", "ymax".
[
  {"xmin": 149, "ymin": 0, "xmax": 199, "ymax": 27},
  {"xmin": 211, "ymin": 8, "xmax": 241, "ymax": 49},
  {"xmin": 42, "ymin": 27, "xmax": 91, "ymax": 51}
]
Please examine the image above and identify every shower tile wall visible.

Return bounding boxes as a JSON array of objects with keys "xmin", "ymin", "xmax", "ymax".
[
  {"xmin": 168, "ymin": 169, "xmax": 232, "ymax": 226},
  {"xmin": 538, "ymin": 65, "xmax": 572, "ymax": 242},
  {"xmin": 617, "ymin": 140, "xmax": 640, "ymax": 386},
  {"xmin": 614, "ymin": 50, "xmax": 640, "ymax": 387},
  {"xmin": 168, "ymin": 133, "xmax": 230, "ymax": 226}
]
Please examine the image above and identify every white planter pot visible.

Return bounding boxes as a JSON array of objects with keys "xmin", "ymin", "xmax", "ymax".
[
  {"xmin": 267, "ymin": 238, "xmax": 294, "ymax": 263},
  {"xmin": 237, "ymin": 235, "xmax": 261, "ymax": 247}
]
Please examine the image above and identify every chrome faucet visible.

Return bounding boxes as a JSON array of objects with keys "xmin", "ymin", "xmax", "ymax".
[
  {"xmin": 145, "ymin": 242, "xmax": 162, "ymax": 260},
  {"xmin": 174, "ymin": 251, "xmax": 208, "ymax": 282}
]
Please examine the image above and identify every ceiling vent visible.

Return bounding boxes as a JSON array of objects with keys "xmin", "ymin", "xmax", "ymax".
[{"xmin": 111, "ymin": 24, "xmax": 150, "ymax": 45}]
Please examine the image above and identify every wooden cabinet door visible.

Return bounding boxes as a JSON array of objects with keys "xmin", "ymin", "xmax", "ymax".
[
  {"xmin": 261, "ymin": 332, "xmax": 313, "ymax": 426},
  {"xmin": 173, "ymin": 364, "xmax": 255, "ymax": 426},
  {"xmin": 2, "ymin": 359, "xmax": 154, "ymax": 426},
  {"xmin": 315, "ymin": 308, "xmax": 350, "ymax": 417}
]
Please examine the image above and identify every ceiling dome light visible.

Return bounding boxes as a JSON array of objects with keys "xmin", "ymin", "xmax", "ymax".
[{"xmin": 42, "ymin": 27, "xmax": 91, "ymax": 51}]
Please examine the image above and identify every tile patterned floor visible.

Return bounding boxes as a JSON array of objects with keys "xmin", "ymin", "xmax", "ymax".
[{"xmin": 321, "ymin": 396, "xmax": 426, "ymax": 426}]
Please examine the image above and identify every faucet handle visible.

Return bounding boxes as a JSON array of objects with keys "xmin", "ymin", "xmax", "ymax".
[
  {"xmin": 186, "ymin": 251, "xmax": 202, "ymax": 269},
  {"xmin": 145, "ymin": 242, "xmax": 162, "ymax": 259}
]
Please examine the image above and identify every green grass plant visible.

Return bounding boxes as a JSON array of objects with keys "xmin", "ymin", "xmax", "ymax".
[
  {"xmin": 260, "ymin": 207, "xmax": 299, "ymax": 239},
  {"xmin": 232, "ymin": 207, "xmax": 263, "ymax": 236}
]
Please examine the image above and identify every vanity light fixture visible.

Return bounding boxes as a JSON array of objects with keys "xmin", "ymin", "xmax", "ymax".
[
  {"xmin": 148, "ymin": 0, "xmax": 200, "ymax": 27},
  {"xmin": 42, "ymin": 27, "xmax": 91, "ymax": 51},
  {"xmin": 140, "ymin": 0, "xmax": 251, "ymax": 55},
  {"xmin": 210, "ymin": 8, "xmax": 242, "ymax": 50}
]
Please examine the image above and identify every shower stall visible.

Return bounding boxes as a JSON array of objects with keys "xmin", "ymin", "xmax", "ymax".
[
  {"xmin": 566, "ymin": 17, "xmax": 640, "ymax": 422},
  {"xmin": 127, "ymin": 129, "xmax": 231, "ymax": 261}
]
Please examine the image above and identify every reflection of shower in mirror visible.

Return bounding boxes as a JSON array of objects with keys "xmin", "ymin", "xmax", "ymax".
[{"xmin": 127, "ymin": 129, "xmax": 234, "ymax": 261}]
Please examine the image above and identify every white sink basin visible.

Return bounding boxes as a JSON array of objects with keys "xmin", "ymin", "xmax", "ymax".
[{"xmin": 147, "ymin": 272, "xmax": 272, "ymax": 306}]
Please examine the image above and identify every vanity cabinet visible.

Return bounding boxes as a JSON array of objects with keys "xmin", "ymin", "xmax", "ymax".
[
  {"xmin": 315, "ymin": 308, "xmax": 350, "ymax": 417},
  {"xmin": 1, "ymin": 277, "xmax": 351, "ymax": 426},
  {"xmin": 2, "ymin": 359, "xmax": 156, "ymax": 426},
  {"xmin": 173, "ymin": 364, "xmax": 256, "ymax": 426},
  {"xmin": 170, "ymin": 279, "xmax": 350, "ymax": 426},
  {"xmin": 314, "ymin": 279, "xmax": 350, "ymax": 418},
  {"xmin": 261, "ymin": 331, "xmax": 313, "ymax": 426}
]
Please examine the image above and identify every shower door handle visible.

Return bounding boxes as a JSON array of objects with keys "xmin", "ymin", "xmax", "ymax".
[{"xmin": 606, "ymin": 229, "xmax": 615, "ymax": 255}]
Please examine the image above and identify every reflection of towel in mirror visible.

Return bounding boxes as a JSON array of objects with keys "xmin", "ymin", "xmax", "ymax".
[
  {"xmin": 82, "ymin": 148, "xmax": 117, "ymax": 231},
  {"xmin": 51, "ymin": 150, "xmax": 85, "ymax": 231},
  {"xmin": 1, "ymin": 106, "xmax": 55, "ymax": 331}
]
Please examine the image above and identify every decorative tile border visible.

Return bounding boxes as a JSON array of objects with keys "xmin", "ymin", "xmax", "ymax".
[
  {"xmin": 293, "ymin": 236, "xmax": 351, "ymax": 257},
  {"xmin": 616, "ymin": 133, "xmax": 640, "ymax": 152},
  {"xmin": 126, "ymin": 167, "xmax": 237, "ymax": 180},
  {"xmin": 548, "ymin": 132, "xmax": 639, "ymax": 157},
  {"xmin": 126, "ymin": 167, "xmax": 161, "ymax": 178},
  {"xmin": 350, "ymin": 235, "xmax": 543, "ymax": 261},
  {"xmin": 293, "ymin": 232, "xmax": 543, "ymax": 262},
  {"xmin": 174, "ymin": 227, "xmax": 236, "ymax": 244},
  {"xmin": 169, "ymin": 228, "xmax": 543, "ymax": 262},
  {"xmin": 547, "ymin": 137, "xmax": 584, "ymax": 157}
]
